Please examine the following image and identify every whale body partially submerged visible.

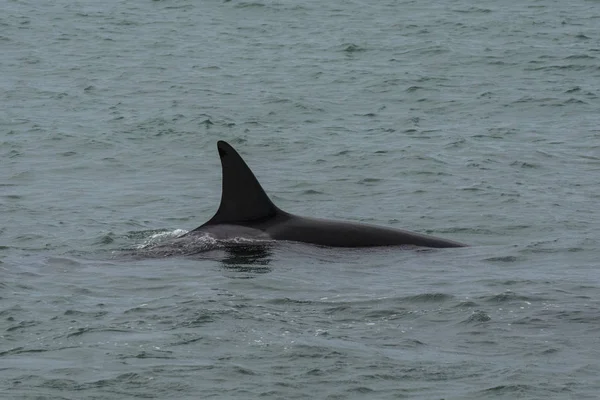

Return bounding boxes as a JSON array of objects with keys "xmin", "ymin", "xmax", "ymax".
[{"xmin": 183, "ymin": 141, "xmax": 466, "ymax": 248}]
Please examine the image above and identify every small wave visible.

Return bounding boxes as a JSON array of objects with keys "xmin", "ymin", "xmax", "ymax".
[
  {"xmin": 342, "ymin": 43, "xmax": 366, "ymax": 53},
  {"xmin": 302, "ymin": 189, "xmax": 324, "ymax": 195},
  {"xmin": 461, "ymin": 310, "xmax": 491, "ymax": 324},
  {"xmin": 403, "ymin": 293, "xmax": 454, "ymax": 303},
  {"xmin": 0, "ymin": 347, "xmax": 49, "ymax": 357},
  {"xmin": 234, "ymin": 2, "xmax": 266, "ymax": 9},
  {"xmin": 480, "ymin": 384, "xmax": 537, "ymax": 396},
  {"xmin": 484, "ymin": 255, "xmax": 519, "ymax": 262},
  {"xmin": 482, "ymin": 291, "xmax": 537, "ymax": 303}
]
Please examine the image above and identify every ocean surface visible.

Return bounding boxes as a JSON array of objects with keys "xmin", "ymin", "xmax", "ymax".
[{"xmin": 2, "ymin": 0, "xmax": 600, "ymax": 398}]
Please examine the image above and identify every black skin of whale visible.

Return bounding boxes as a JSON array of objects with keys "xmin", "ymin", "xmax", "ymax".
[{"xmin": 184, "ymin": 141, "xmax": 467, "ymax": 248}]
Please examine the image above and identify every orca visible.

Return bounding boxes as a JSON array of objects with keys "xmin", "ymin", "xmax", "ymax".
[{"xmin": 184, "ymin": 141, "xmax": 467, "ymax": 248}]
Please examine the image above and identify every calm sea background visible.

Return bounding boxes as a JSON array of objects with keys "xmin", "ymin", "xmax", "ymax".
[{"xmin": 2, "ymin": 0, "xmax": 600, "ymax": 399}]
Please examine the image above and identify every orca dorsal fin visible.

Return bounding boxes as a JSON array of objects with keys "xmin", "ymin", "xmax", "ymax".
[{"xmin": 205, "ymin": 141, "xmax": 280, "ymax": 225}]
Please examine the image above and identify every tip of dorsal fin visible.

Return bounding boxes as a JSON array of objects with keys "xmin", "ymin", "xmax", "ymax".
[{"xmin": 205, "ymin": 141, "xmax": 280, "ymax": 225}]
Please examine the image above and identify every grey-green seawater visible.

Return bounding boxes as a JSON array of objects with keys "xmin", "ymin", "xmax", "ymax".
[{"xmin": 2, "ymin": 0, "xmax": 599, "ymax": 399}]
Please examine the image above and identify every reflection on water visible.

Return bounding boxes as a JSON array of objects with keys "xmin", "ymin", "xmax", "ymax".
[{"xmin": 220, "ymin": 243, "xmax": 273, "ymax": 277}]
